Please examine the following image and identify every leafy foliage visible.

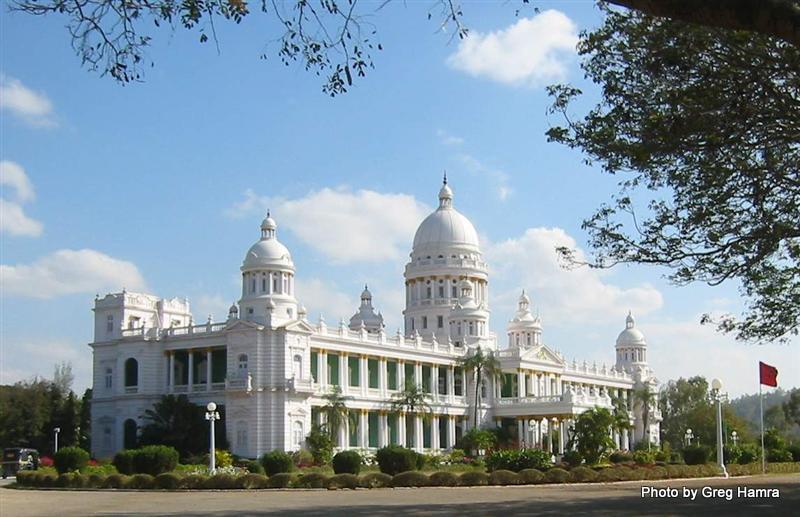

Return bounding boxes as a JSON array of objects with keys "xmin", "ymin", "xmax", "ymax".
[
  {"xmin": 131, "ymin": 445, "xmax": 179, "ymax": 475},
  {"xmin": 484, "ymin": 448, "xmax": 552, "ymax": 472},
  {"xmin": 332, "ymin": 450, "xmax": 362, "ymax": 474},
  {"xmin": 459, "ymin": 427, "xmax": 497, "ymax": 452},
  {"xmin": 138, "ymin": 395, "xmax": 226, "ymax": 460},
  {"xmin": 375, "ymin": 445, "xmax": 418, "ymax": 475},
  {"xmin": 458, "ymin": 347, "xmax": 502, "ymax": 427},
  {"xmin": 548, "ymin": 3, "xmax": 800, "ymax": 343},
  {"xmin": 389, "ymin": 381, "xmax": 432, "ymax": 422},
  {"xmin": 682, "ymin": 444, "xmax": 712, "ymax": 465},
  {"xmin": 53, "ymin": 446, "xmax": 90, "ymax": 474},
  {"xmin": 567, "ymin": 407, "xmax": 616, "ymax": 465},
  {"xmin": 321, "ymin": 387, "xmax": 351, "ymax": 441},
  {"xmin": 305, "ymin": 424, "xmax": 334, "ymax": 465},
  {"xmin": 261, "ymin": 450, "xmax": 294, "ymax": 475},
  {"xmin": 325, "ymin": 472, "xmax": 359, "ymax": 489}
]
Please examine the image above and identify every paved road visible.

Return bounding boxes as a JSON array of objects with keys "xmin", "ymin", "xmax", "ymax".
[{"xmin": 1, "ymin": 474, "xmax": 797, "ymax": 516}]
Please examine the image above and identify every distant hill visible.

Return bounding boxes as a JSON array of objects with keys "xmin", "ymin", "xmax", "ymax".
[{"xmin": 729, "ymin": 388, "xmax": 799, "ymax": 441}]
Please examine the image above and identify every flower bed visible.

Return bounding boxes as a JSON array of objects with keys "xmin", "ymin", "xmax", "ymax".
[{"xmin": 12, "ymin": 462, "xmax": 800, "ymax": 490}]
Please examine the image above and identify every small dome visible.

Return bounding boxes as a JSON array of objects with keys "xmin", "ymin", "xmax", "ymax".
[
  {"xmin": 261, "ymin": 212, "xmax": 277, "ymax": 231},
  {"xmin": 229, "ymin": 303, "xmax": 239, "ymax": 313},
  {"xmin": 616, "ymin": 312, "xmax": 646, "ymax": 347},
  {"xmin": 519, "ymin": 290, "xmax": 530, "ymax": 306},
  {"xmin": 412, "ymin": 181, "xmax": 480, "ymax": 254},
  {"xmin": 361, "ymin": 284, "xmax": 372, "ymax": 300},
  {"xmin": 242, "ymin": 214, "xmax": 294, "ymax": 270}
]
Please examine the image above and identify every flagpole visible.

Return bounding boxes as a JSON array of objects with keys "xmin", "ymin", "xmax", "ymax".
[{"xmin": 759, "ymin": 381, "xmax": 765, "ymax": 475}]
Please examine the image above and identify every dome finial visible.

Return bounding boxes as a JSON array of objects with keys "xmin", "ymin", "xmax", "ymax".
[
  {"xmin": 438, "ymin": 176, "xmax": 453, "ymax": 209},
  {"xmin": 443, "ymin": 170, "xmax": 447, "ymax": 185}
]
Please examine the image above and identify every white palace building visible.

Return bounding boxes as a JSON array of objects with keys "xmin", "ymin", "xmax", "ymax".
[{"xmin": 89, "ymin": 180, "xmax": 661, "ymax": 459}]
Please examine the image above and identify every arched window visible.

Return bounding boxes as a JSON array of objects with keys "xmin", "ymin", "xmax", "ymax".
[
  {"xmin": 238, "ymin": 354, "xmax": 248, "ymax": 376},
  {"xmin": 293, "ymin": 354, "xmax": 303, "ymax": 379},
  {"xmin": 293, "ymin": 421, "xmax": 304, "ymax": 448},
  {"xmin": 236, "ymin": 421, "xmax": 248, "ymax": 451},
  {"xmin": 123, "ymin": 419, "xmax": 138, "ymax": 449},
  {"xmin": 124, "ymin": 358, "xmax": 138, "ymax": 387}
]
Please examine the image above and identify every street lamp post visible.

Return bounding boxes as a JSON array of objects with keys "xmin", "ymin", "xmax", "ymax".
[
  {"xmin": 205, "ymin": 402, "xmax": 220, "ymax": 473},
  {"xmin": 711, "ymin": 378, "xmax": 729, "ymax": 478},
  {"xmin": 685, "ymin": 428, "xmax": 693, "ymax": 446},
  {"xmin": 731, "ymin": 431, "xmax": 738, "ymax": 447},
  {"xmin": 53, "ymin": 427, "xmax": 61, "ymax": 453}
]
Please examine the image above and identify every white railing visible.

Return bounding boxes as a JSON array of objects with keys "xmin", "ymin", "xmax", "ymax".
[
  {"xmin": 124, "ymin": 386, "xmax": 138, "ymax": 394},
  {"xmin": 496, "ymin": 394, "xmax": 564, "ymax": 406},
  {"xmin": 120, "ymin": 321, "xmax": 229, "ymax": 340},
  {"xmin": 564, "ymin": 361, "xmax": 631, "ymax": 381}
]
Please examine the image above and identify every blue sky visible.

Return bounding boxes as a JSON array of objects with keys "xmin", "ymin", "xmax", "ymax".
[{"xmin": 2, "ymin": 1, "xmax": 797, "ymax": 397}]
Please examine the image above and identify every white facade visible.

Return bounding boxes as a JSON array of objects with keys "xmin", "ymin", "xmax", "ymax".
[{"xmin": 89, "ymin": 180, "xmax": 660, "ymax": 459}]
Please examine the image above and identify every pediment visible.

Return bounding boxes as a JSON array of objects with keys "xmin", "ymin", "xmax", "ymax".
[
  {"xmin": 224, "ymin": 319, "xmax": 263, "ymax": 332},
  {"xmin": 520, "ymin": 344, "xmax": 564, "ymax": 366},
  {"xmin": 283, "ymin": 319, "xmax": 316, "ymax": 334}
]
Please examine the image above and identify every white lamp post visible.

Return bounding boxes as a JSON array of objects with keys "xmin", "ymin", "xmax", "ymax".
[
  {"xmin": 711, "ymin": 378, "xmax": 729, "ymax": 478},
  {"xmin": 685, "ymin": 428, "xmax": 693, "ymax": 446},
  {"xmin": 205, "ymin": 402, "xmax": 220, "ymax": 473},
  {"xmin": 53, "ymin": 427, "xmax": 61, "ymax": 453},
  {"xmin": 731, "ymin": 430, "xmax": 738, "ymax": 447}
]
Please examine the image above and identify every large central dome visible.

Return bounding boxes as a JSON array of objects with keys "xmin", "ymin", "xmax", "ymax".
[{"xmin": 412, "ymin": 180, "xmax": 480, "ymax": 254}]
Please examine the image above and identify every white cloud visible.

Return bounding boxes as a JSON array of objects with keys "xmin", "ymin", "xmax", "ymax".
[
  {"xmin": 227, "ymin": 187, "xmax": 430, "ymax": 263},
  {"xmin": 0, "ymin": 75, "xmax": 57, "ymax": 127},
  {"xmin": 1, "ymin": 249, "xmax": 147, "ymax": 299},
  {"xmin": 0, "ymin": 161, "xmax": 43, "ymax": 237},
  {"xmin": 645, "ymin": 316, "xmax": 800, "ymax": 397},
  {"xmin": 0, "ymin": 338, "xmax": 93, "ymax": 393},
  {"xmin": 458, "ymin": 153, "xmax": 513, "ymax": 201},
  {"xmin": 191, "ymin": 294, "xmax": 231, "ymax": 322},
  {"xmin": 486, "ymin": 227, "xmax": 663, "ymax": 324},
  {"xmin": 447, "ymin": 10, "xmax": 578, "ymax": 87},
  {"xmin": 436, "ymin": 129, "xmax": 465, "ymax": 146},
  {"xmin": 295, "ymin": 277, "xmax": 358, "ymax": 323}
]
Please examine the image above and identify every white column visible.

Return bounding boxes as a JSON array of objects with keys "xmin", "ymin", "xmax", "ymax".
[
  {"xmin": 523, "ymin": 419, "xmax": 530, "ymax": 448},
  {"xmin": 360, "ymin": 355, "xmax": 368, "ymax": 396},
  {"xmin": 206, "ymin": 349, "xmax": 212, "ymax": 391},
  {"xmin": 558, "ymin": 420, "xmax": 565, "ymax": 454},
  {"xmin": 359, "ymin": 411, "xmax": 368, "ymax": 448},
  {"xmin": 187, "ymin": 351, "xmax": 194, "ymax": 391},
  {"xmin": 379, "ymin": 358, "xmax": 387, "ymax": 395},
  {"xmin": 518, "ymin": 370, "xmax": 526, "ymax": 398},
  {"xmin": 447, "ymin": 416, "xmax": 456, "ymax": 449},
  {"xmin": 623, "ymin": 428, "xmax": 630, "ymax": 450},
  {"xmin": 379, "ymin": 413, "xmax": 388, "ymax": 447},
  {"xmin": 415, "ymin": 363, "xmax": 422, "ymax": 389},
  {"xmin": 168, "ymin": 352, "xmax": 175, "ymax": 392},
  {"xmin": 549, "ymin": 419, "xmax": 556, "ymax": 452},
  {"xmin": 431, "ymin": 365, "xmax": 439, "ymax": 401},
  {"xmin": 432, "ymin": 415, "xmax": 440, "ymax": 450},
  {"xmin": 414, "ymin": 414, "xmax": 422, "ymax": 452},
  {"xmin": 338, "ymin": 353, "xmax": 347, "ymax": 392},
  {"xmin": 398, "ymin": 414, "xmax": 407, "ymax": 447},
  {"xmin": 447, "ymin": 367, "xmax": 454, "ymax": 402},
  {"xmin": 398, "ymin": 360, "xmax": 405, "ymax": 389},
  {"xmin": 319, "ymin": 351, "xmax": 328, "ymax": 386},
  {"xmin": 517, "ymin": 419, "xmax": 524, "ymax": 447}
]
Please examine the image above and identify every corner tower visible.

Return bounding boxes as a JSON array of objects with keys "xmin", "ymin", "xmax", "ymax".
[{"xmin": 403, "ymin": 176, "xmax": 490, "ymax": 345}]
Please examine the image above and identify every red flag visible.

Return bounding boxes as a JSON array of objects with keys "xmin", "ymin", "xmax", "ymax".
[{"xmin": 759, "ymin": 361, "xmax": 778, "ymax": 387}]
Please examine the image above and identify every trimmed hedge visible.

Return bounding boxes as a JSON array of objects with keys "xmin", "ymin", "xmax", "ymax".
[
  {"xmin": 376, "ymin": 446, "xmax": 419, "ymax": 476},
  {"xmin": 358, "ymin": 472, "xmax": 393, "ymax": 488},
  {"xmin": 178, "ymin": 474, "xmax": 208, "ymax": 489},
  {"xmin": 86, "ymin": 474, "xmax": 106, "ymax": 488},
  {"xmin": 683, "ymin": 445, "xmax": 711, "ymax": 465},
  {"xmin": 242, "ymin": 460, "xmax": 265, "ymax": 474},
  {"xmin": 202, "ymin": 474, "xmax": 239, "ymax": 489},
  {"xmin": 267, "ymin": 473, "xmax": 297, "ymax": 488},
  {"xmin": 332, "ymin": 450, "xmax": 362, "ymax": 475},
  {"xmin": 428, "ymin": 471, "xmax": 460, "ymax": 487},
  {"xmin": 570, "ymin": 466, "xmax": 598, "ymax": 483},
  {"xmin": 262, "ymin": 450, "xmax": 295, "ymax": 476},
  {"xmin": 326, "ymin": 473, "xmax": 359, "ymax": 489},
  {"xmin": 562, "ymin": 450, "xmax": 583, "ymax": 467},
  {"xmin": 485, "ymin": 448, "xmax": 552, "ymax": 472},
  {"xmin": 544, "ymin": 468, "xmax": 570, "ymax": 484},
  {"xmin": 133, "ymin": 446, "xmax": 179, "ymax": 476},
  {"xmin": 294, "ymin": 472, "xmax": 328, "ymax": 488},
  {"xmin": 459, "ymin": 471, "xmax": 489, "ymax": 486},
  {"xmin": 154, "ymin": 473, "xmax": 181, "ymax": 489},
  {"xmin": 54, "ymin": 447, "xmax": 90, "ymax": 474},
  {"xmin": 489, "ymin": 470, "xmax": 520, "ymax": 485},
  {"xmin": 102, "ymin": 474, "xmax": 130, "ymax": 488},
  {"xmin": 113, "ymin": 450, "xmax": 137, "ymax": 475},
  {"xmin": 236, "ymin": 473, "xmax": 269, "ymax": 489},
  {"xmin": 126, "ymin": 474, "xmax": 155, "ymax": 489},
  {"xmin": 391, "ymin": 471, "xmax": 430, "ymax": 487},
  {"xmin": 518, "ymin": 468, "xmax": 544, "ymax": 484},
  {"xmin": 609, "ymin": 451, "xmax": 633, "ymax": 464}
]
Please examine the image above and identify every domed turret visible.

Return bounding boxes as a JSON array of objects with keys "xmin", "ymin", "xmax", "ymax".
[
  {"xmin": 412, "ymin": 174, "xmax": 480, "ymax": 255},
  {"xmin": 507, "ymin": 289, "xmax": 542, "ymax": 348},
  {"xmin": 349, "ymin": 284, "xmax": 385, "ymax": 333},
  {"xmin": 239, "ymin": 212, "xmax": 298, "ymax": 326},
  {"xmin": 615, "ymin": 311, "xmax": 648, "ymax": 372}
]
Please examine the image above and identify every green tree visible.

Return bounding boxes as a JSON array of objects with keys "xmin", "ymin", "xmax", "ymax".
[
  {"xmin": 321, "ymin": 386, "xmax": 351, "ymax": 442},
  {"xmin": 783, "ymin": 388, "xmax": 800, "ymax": 427},
  {"xmin": 567, "ymin": 407, "xmax": 616, "ymax": 465},
  {"xmin": 79, "ymin": 389, "xmax": 92, "ymax": 451},
  {"xmin": 138, "ymin": 394, "xmax": 224, "ymax": 460},
  {"xmin": 389, "ymin": 381, "xmax": 433, "ymax": 421},
  {"xmin": 611, "ymin": 394, "xmax": 632, "ymax": 439},
  {"xmin": 632, "ymin": 385, "xmax": 657, "ymax": 449},
  {"xmin": 458, "ymin": 347, "xmax": 502, "ymax": 428},
  {"xmin": 548, "ymin": 3, "xmax": 800, "ymax": 344}
]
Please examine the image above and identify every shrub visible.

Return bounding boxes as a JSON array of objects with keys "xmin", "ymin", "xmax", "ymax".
[
  {"xmin": 261, "ymin": 450, "xmax": 294, "ymax": 476},
  {"xmin": 544, "ymin": 467, "xmax": 570, "ymax": 484},
  {"xmin": 292, "ymin": 449, "xmax": 315, "ymax": 467},
  {"xmin": 562, "ymin": 450, "xmax": 583, "ymax": 467},
  {"xmin": 648, "ymin": 466, "xmax": 669, "ymax": 480},
  {"xmin": 665, "ymin": 465, "xmax": 689, "ymax": 479},
  {"xmin": 788, "ymin": 444, "xmax": 800, "ymax": 462},
  {"xmin": 15, "ymin": 471, "xmax": 36, "ymax": 486},
  {"xmin": 132, "ymin": 446, "xmax": 179, "ymax": 476},
  {"xmin": 682, "ymin": 445, "xmax": 711, "ymax": 465},
  {"xmin": 294, "ymin": 472, "xmax": 328, "ymax": 488},
  {"xmin": 241, "ymin": 459, "xmax": 265, "ymax": 474},
  {"xmin": 459, "ymin": 428, "xmax": 497, "ymax": 452},
  {"xmin": 391, "ymin": 471, "xmax": 429, "ymax": 487},
  {"xmin": 267, "ymin": 472, "xmax": 297, "ymax": 488},
  {"xmin": 418, "ymin": 453, "xmax": 442, "ymax": 470},
  {"xmin": 609, "ymin": 451, "xmax": 633, "ymax": 464},
  {"xmin": 178, "ymin": 474, "xmax": 208, "ymax": 489},
  {"xmin": 633, "ymin": 450, "xmax": 655, "ymax": 465},
  {"xmin": 154, "ymin": 473, "xmax": 181, "ymax": 489},
  {"xmin": 767, "ymin": 448, "xmax": 793, "ymax": 463},
  {"xmin": 428, "ymin": 471, "xmax": 460, "ymax": 487},
  {"xmin": 54, "ymin": 447, "xmax": 90, "ymax": 474},
  {"xmin": 86, "ymin": 473, "xmax": 106, "ymax": 488},
  {"xmin": 459, "ymin": 471, "xmax": 489, "ymax": 486},
  {"xmin": 55, "ymin": 473, "xmax": 76, "ymax": 487},
  {"xmin": 358, "ymin": 472, "xmax": 392, "ymax": 488},
  {"xmin": 332, "ymin": 450, "xmax": 362, "ymax": 475},
  {"xmin": 653, "ymin": 449, "xmax": 669, "ymax": 462},
  {"xmin": 570, "ymin": 466, "xmax": 598, "ymax": 483},
  {"xmin": 485, "ymin": 448, "xmax": 552, "ymax": 472},
  {"xmin": 326, "ymin": 473, "xmax": 359, "ymax": 489},
  {"xmin": 518, "ymin": 468, "xmax": 544, "ymax": 484},
  {"xmin": 112, "ymin": 450, "xmax": 137, "ymax": 475},
  {"xmin": 306, "ymin": 425, "xmax": 334, "ymax": 465},
  {"xmin": 489, "ymin": 469, "xmax": 520, "ymax": 485},
  {"xmin": 126, "ymin": 473, "xmax": 155, "ymax": 489},
  {"xmin": 376, "ymin": 446, "xmax": 419, "ymax": 476},
  {"xmin": 236, "ymin": 473, "xmax": 269, "ymax": 489},
  {"xmin": 738, "ymin": 444, "xmax": 759, "ymax": 464},
  {"xmin": 102, "ymin": 473, "xmax": 129, "ymax": 488},
  {"xmin": 36, "ymin": 472, "xmax": 58, "ymax": 487},
  {"xmin": 596, "ymin": 467, "xmax": 626, "ymax": 482},
  {"xmin": 203, "ymin": 474, "xmax": 239, "ymax": 489}
]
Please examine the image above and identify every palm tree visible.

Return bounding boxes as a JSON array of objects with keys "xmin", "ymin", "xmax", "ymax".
[
  {"xmin": 610, "ymin": 394, "xmax": 632, "ymax": 450},
  {"xmin": 632, "ymin": 385, "xmax": 656, "ymax": 450},
  {"xmin": 322, "ymin": 386, "xmax": 351, "ymax": 443},
  {"xmin": 389, "ymin": 381, "xmax": 433, "ymax": 421},
  {"xmin": 458, "ymin": 347, "xmax": 502, "ymax": 428}
]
